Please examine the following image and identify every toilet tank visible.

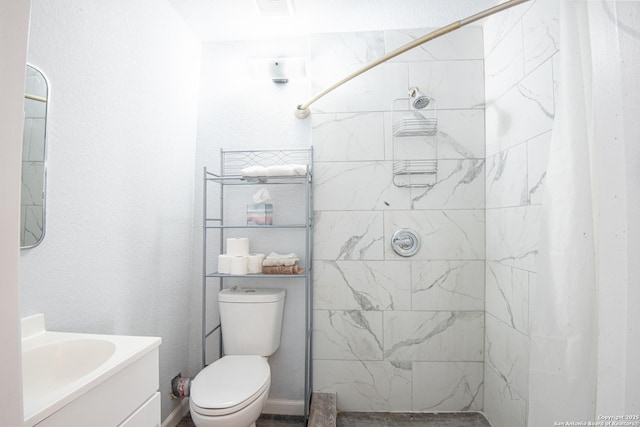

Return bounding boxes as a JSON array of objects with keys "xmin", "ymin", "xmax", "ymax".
[{"xmin": 218, "ymin": 288, "xmax": 285, "ymax": 356}]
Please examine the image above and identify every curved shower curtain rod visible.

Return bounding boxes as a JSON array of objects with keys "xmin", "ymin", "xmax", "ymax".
[{"xmin": 295, "ymin": 0, "xmax": 531, "ymax": 118}]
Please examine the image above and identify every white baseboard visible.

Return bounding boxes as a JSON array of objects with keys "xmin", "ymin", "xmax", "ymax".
[
  {"xmin": 262, "ymin": 398, "xmax": 304, "ymax": 416},
  {"xmin": 162, "ymin": 398, "xmax": 190, "ymax": 427}
]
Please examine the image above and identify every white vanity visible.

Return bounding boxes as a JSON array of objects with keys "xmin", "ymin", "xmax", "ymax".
[{"xmin": 22, "ymin": 314, "xmax": 162, "ymax": 427}]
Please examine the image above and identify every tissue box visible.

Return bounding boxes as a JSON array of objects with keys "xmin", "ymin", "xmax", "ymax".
[{"xmin": 247, "ymin": 203, "xmax": 273, "ymax": 225}]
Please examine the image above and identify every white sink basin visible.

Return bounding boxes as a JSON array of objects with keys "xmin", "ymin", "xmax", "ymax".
[
  {"xmin": 21, "ymin": 314, "xmax": 161, "ymax": 427},
  {"xmin": 23, "ymin": 338, "xmax": 116, "ymax": 400}
]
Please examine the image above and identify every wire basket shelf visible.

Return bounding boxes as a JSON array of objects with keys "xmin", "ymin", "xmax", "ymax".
[
  {"xmin": 393, "ymin": 160, "xmax": 438, "ymax": 188},
  {"xmin": 393, "ymin": 115, "xmax": 437, "ymax": 137},
  {"xmin": 391, "ymin": 97, "xmax": 439, "ymax": 188}
]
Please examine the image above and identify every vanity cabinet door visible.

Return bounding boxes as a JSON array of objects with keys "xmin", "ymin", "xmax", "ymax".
[{"xmin": 119, "ymin": 392, "xmax": 161, "ymax": 427}]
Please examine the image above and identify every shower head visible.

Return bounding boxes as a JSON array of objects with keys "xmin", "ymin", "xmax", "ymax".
[{"xmin": 408, "ymin": 87, "xmax": 431, "ymax": 109}]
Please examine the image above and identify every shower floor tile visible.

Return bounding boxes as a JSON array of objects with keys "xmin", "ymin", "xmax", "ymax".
[
  {"xmin": 179, "ymin": 411, "xmax": 490, "ymax": 426},
  {"xmin": 336, "ymin": 412, "xmax": 491, "ymax": 427}
]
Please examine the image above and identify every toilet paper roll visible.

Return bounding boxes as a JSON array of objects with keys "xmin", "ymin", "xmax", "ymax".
[
  {"xmin": 247, "ymin": 253, "xmax": 265, "ymax": 274},
  {"xmin": 217, "ymin": 254, "xmax": 232, "ymax": 274},
  {"xmin": 230, "ymin": 256, "xmax": 248, "ymax": 275},
  {"xmin": 227, "ymin": 238, "xmax": 250, "ymax": 256}
]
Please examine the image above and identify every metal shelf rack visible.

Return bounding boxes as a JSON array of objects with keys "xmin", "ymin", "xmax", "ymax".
[
  {"xmin": 391, "ymin": 97, "xmax": 439, "ymax": 188},
  {"xmin": 201, "ymin": 147, "xmax": 313, "ymax": 420}
]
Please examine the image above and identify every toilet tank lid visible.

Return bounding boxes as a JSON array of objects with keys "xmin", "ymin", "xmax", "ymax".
[{"xmin": 219, "ymin": 287, "xmax": 285, "ymax": 303}]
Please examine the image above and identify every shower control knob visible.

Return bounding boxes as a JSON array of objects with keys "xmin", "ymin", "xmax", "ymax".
[{"xmin": 391, "ymin": 228, "xmax": 421, "ymax": 257}]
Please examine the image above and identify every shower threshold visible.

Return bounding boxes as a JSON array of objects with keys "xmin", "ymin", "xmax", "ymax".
[{"xmin": 336, "ymin": 411, "xmax": 491, "ymax": 427}]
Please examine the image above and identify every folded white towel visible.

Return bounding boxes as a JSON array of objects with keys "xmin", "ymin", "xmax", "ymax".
[
  {"xmin": 240, "ymin": 165, "xmax": 267, "ymax": 177},
  {"xmin": 266, "ymin": 164, "xmax": 307, "ymax": 177},
  {"xmin": 266, "ymin": 252, "xmax": 298, "ymax": 259},
  {"xmin": 262, "ymin": 252, "xmax": 299, "ymax": 267}
]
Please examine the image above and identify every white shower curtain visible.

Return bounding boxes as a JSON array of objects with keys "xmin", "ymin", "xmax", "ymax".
[{"xmin": 529, "ymin": 1, "xmax": 639, "ymax": 425}]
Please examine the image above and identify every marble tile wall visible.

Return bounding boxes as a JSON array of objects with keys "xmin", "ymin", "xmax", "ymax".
[
  {"xmin": 311, "ymin": 26, "xmax": 486, "ymax": 412},
  {"xmin": 482, "ymin": 0, "xmax": 559, "ymax": 426}
]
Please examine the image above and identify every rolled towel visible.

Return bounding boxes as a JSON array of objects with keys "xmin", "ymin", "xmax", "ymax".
[
  {"xmin": 240, "ymin": 165, "xmax": 267, "ymax": 177},
  {"xmin": 263, "ymin": 252, "xmax": 299, "ymax": 267},
  {"xmin": 262, "ymin": 265, "xmax": 305, "ymax": 275},
  {"xmin": 266, "ymin": 164, "xmax": 307, "ymax": 177}
]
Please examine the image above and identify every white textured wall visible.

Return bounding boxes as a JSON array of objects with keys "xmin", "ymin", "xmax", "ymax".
[
  {"xmin": 0, "ymin": 1, "xmax": 31, "ymax": 425},
  {"xmin": 621, "ymin": 3, "xmax": 640, "ymax": 410},
  {"xmin": 21, "ymin": 0, "xmax": 201, "ymax": 421},
  {"xmin": 192, "ymin": 37, "xmax": 312, "ymax": 404},
  {"xmin": 482, "ymin": 0, "xmax": 558, "ymax": 425}
]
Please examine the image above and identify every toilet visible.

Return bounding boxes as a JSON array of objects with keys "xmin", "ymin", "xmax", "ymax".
[{"xmin": 189, "ymin": 287, "xmax": 286, "ymax": 427}]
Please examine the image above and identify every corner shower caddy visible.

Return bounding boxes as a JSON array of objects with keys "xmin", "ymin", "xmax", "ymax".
[
  {"xmin": 202, "ymin": 148, "xmax": 313, "ymax": 419},
  {"xmin": 391, "ymin": 97, "xmax": 439, "ymax": 187}
]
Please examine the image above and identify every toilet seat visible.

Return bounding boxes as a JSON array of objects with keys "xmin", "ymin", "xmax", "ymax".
[{"xmin": 190, "ymin": 355, "xmax": 270, "ymax": 417}]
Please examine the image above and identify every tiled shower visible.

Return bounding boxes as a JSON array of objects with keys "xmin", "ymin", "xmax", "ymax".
[
  {"xmin": 309, "ymin": 0, "xmax": 558, "ymax": 424},
  {"xmin": 483, "ymin": 0, "xmax": 557, "ymax": 425},
  {"xmin": 310, "ymin": 27, "xmax": 487, "ymax": 412}
]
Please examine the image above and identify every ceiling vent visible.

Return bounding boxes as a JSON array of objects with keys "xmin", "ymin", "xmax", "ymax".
[{"xmin": 256, "ymin": 0, "xmax": 295, "ymax": 17}]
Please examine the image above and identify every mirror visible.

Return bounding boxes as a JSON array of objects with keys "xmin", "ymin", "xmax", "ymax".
[{"xmin": 21, "ymin": 64, "xmax": 48, "ymax": 249}]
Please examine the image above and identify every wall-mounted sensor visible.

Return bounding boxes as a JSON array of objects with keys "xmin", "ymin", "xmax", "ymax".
[
  {"xmin": 249, "ymin": 57, "xmax": 306, "ymax": 84},
  {"xmin": 271, "ymin": 60, "xmax": 288, "ymax": 84}
]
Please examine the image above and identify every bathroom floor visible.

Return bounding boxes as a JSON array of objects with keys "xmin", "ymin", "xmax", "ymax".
[
  {"xmin": 177, "ymin": 414, "xmax": 306, "ymax": 427},
  {"xmin": 178, "ymin": 412, "xmax": 491, "ymax": 426}
]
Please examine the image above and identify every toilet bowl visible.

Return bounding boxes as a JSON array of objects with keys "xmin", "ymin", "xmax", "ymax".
[{"xmin": 189, "ymin": 355, "xmax": 271, "ymax": 427}]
